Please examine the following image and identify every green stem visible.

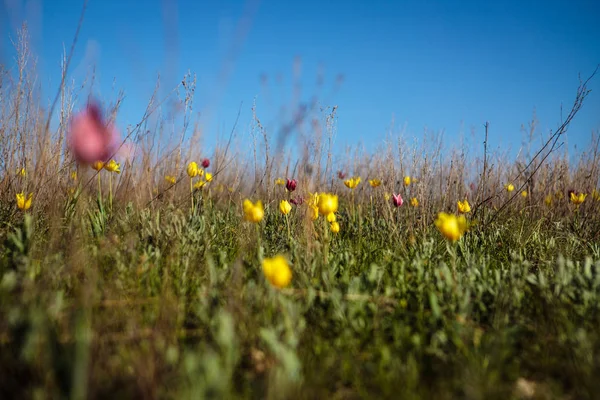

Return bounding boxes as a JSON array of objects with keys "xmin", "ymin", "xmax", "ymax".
[{"xmin": 190, "ymin": 178, "xmax": 194, "ymax": 214}]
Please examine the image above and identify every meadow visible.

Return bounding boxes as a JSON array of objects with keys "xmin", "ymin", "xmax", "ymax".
[{"xmin": 2, "ymin": 30, "xmax": 600, "ymax": 399}]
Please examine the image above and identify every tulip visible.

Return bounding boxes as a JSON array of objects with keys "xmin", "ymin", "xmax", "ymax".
[
  {"xmin": 243, "ymin": 199, "xmax": 264, "ymax": 223},
  {"xmin": 392, "ymin": 194, "xmax": 403, "ymax": 207},
  {"xmin": 435, "ymin": 212, "xmax": 468, "ymax": 242},
  {"xmin": 457, "ymin": 199, "xmax": 471, "ymax": 213},
  {"xmin": 201, "ymin": 158, "xmax": 210, "ymax": 168},
  {"xmin": 262, "ymin": 255, "xmax": 292, "ymax": 289},
  {"xmin": 286, "ymin": 179, "xmax": 297, "ymax": 192},
  {"xmin": 16, "ymin": 192, "xmax": 33, "ymax": 210},
  {"xmin": 279, "ymin": 200, "xmax": 292, "ymax": 215}
]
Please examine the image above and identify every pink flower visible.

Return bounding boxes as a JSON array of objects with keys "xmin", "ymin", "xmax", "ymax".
[
  {"xmin": 202, "ymin": 158, "xmax": 210, "ymax": 168},
  {"xmin": 286, "ymin": 179, "xmax": 297, "ymax": 192},
  {"xmin": 67, "ymin": 101, "xmax": 121, "ymax": 164},
  {"xmin": 337, "ymin": 171, "xmax": 346, "ymax": 180},
  {"xmin": 392, "ymin": 193, "xmax": 404, "ymax": 207}
]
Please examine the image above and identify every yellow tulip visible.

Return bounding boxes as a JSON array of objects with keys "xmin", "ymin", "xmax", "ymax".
[
  {"xmin": 70, "ymin": 171, "xmax": 78, "ymax": 181},
  {"xmin": 104, "ymin": 159, "xmax": 121, "ymax": 174},
  {"xmin": 279, "ymin": 200, "xmax": 292, "ymax": 215},
  {"xmin": 317, "ymin": 193, "xmax": 338, "ymax": 215},
  {"xmin": 274, "ymin": 178, "xmax": 286, "ymax": 186},
  {"xmin": 521, "ymin": 190, "xmax": 528, "ymax": 198},
  {"xmin": 505, "ymin": 183, "xmax": 515, "ymax": 192},
  {"xmin": 330, "ymin": 221, "xmax": 340, "ymax": 233},
  {"xmin": 262, "ymin": 255, "xmax": 292, "ymax": 289},
  {"xmin": 17, "ymin": 168, "xmax": 26, "ymax": 177},
  {"xmin": 16, "ymin": 192, "xmax": 33, "ymax": 211},
  {"xmin": 187, "ymin": 162, "xmax": 199, "ymax": 178},
  {"xmin": 570, "ymin": 192, "xmax": 587, "ymax": 205},
  {"xmin": 326, "ymin": 212, "xmax": 336, "ymax": 222},
  {"xmin": 403, "ymin": 176, "xmax": 411, "ymax": 186},
  {"xmin": 435, "ymin": 212, "xmax": 468, "ymax": 242},
  {"xmin": 165, "ymin": 175, "xmax": 176, "ymax": 184},
  {"xmin": 544, "ymin": 194, "xmax": 552, "ymax": 207},
  {"xmin": 205, "ymin": 172, "xmax": 213, "ymax": 182},
  {"xmin": 369, "ymin": 179, "xmax": 381, "ymax": 188},
  {"xmin": 410, "ymin": 197, "xmax": 419, "ymax": 207},
  {"xmin": 92, "ymin": 161, "xmax": 104, "ymax": 171},
  {"xmin": 344, "ymin": 177, "xmax": 361, "ymax": 189},
  {"xmin": 457, "ymin": 199, "xmax": 471, "ymax": 213},
  {"xmin": 194, "ymin": 180, "xmax": 207, "ymax": 190},
  {"xmin": 384, "ymin": 193, "xmax": 391, "ymax": 201},
  {"xmin": 243, "ymin": 199, "xmax": 264, "ymax": 223},
  {"xmin": 309, "ymin": 205, "xmax": 319, "ymax": 220}
]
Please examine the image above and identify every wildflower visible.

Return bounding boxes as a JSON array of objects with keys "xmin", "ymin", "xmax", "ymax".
[
  {"xmin": 70, "ymin": 171, "xmax": 78, "ymax": 181},
  {"xmin": 435, "ymin": 212, "xmax": 468, "ymax": 242},
  {"xmin": 544, "ymin": 194, "xmax": 552, "ymax": 207},
  {"xmin": 570, "ymin": 192, "xmax": 587, "ymax": 205},
  {"xmin": 344, "ymin": 176, "xmax": 361, "ymax": 189},
  {"xmin": 290, "ymin": 196, "xmax": 304, "ymax": 206},
  {"xmin": 317, "ymin": 193, "xmax": 338, "ymax": 215},
  {"xmin": 457, "ymin": 199, "xmax": 471, "ymax": 213},
  {"xmin": 16, "ymin": 168, "xmax": 26, "ymax": 177},
  {"xmin": 404, "ymin": 176, "xmax": 411, "ymax": 186},
  {"xmin": 309, "ymin": 205, "xmax": 319, "ymax": 220},
  {"xmin": 286, "ymin": 179, "xmax": 297, "ymax": 192},
  {"xmin": 205, "ymin": 172, "xmax": 213, "ymax": 182},
  {"xmin": 243, "ymin": 199, "xmax": 264, "ymax": 223},
  {"xmin": 92, "ymin": 161, "xmax": 104, "ymax": 171},
  {"xmin": 369, "ymin": 179, "xmax": 382, "ymax": 188},
  {"xmin": 104, "ymin": 159, "xmax": 121, "ymax": 174},
  {"xmin": 505, "ymin": 183, "xmax": 515, "ymax": 192},
  {"xmin": 410, "ymin": 197, "xmax": 419, "ymax": 207},
  {"xmin": 275, "ymin": 178, "xmax": 286, "ymax": 186},
  {"xmin": 201, "ymin": 158, "xmax": 210, "ymax": 168},
  {"xmin": 384, "ymin": 193, "xmax": 391, "ymax": 201},
  {"xmin": 194, "ymin": 180, "xmax": 207, "ymax": 190},
  {"xmin": 165, "ymin": 175, "xmax": 176, "ymax": 184},
  {"xmin": 262, "ymin": 255, "xmax": 292, "ymax": 289},
  {"xmin": 330, "ymin": 221, "xmax": 340, "ymax": 233},
  {"xmin": 16, "ymin": 192, "xmax": 33, "ymax": 211},
  {"xmin": 521, "ymin": 190, "xmax": 528, "ymax": 198},
  {"xmin": 308, "ymin": 192, "xmax": 320, "ymax": 206},
  {"xmin": 337, "ymin": 171, "xmax": 346, "ymax": 180},
  {"xmin": 326, "ymin": 212, "xmax": 336, "ymax": 222},
  {"xmin": 67, "ymin": 100, "xmax": 121, "ymax": 164},
  {"xmin": 279, "ymin": 200, "xmax": 292, "ymax": 215},
  {"xmin": 187, "ymin": 162, "xmax": 200, "ymax": 178},
  {"xmin": 392, "ymin": 193, "xmax": 403, "ymax": 207}
]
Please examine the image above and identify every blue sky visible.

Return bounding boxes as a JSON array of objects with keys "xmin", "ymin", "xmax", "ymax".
[{"xmin": 2, "ymin": 0, "xmax": 599, "ymax": 163}]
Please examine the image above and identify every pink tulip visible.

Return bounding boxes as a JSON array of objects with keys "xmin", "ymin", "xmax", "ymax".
[
  {"xmin": 67, "ymin": 101, "xmax": 121, "ymax": 164},
  {"xmin": 286, "ymin": 179, "xmax": 297, "ymax": 192},
  {"xmin": 202, "ymin": 158, "xmax": 210, "ymax": 168},
  {"xmin": 392, "ymin": 193, "xmax": 403, "ymax": 207}
]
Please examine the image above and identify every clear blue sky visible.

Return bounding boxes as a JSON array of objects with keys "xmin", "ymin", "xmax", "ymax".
[{"xmin": 2, "ymin": 0, "xmax": 599, "ymax": 162}]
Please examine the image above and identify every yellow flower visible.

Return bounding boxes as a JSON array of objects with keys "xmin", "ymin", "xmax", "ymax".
[
  {"xmin": 457, "ymin": 199, "xmax": 471, "ymax": 213},
  {"xmin": 326, "ymin": 212, "xmax": 336, "ymax": 222},
  {"xmin": 104, "ymin": 159, "xmax": 121, "ymax": 174},
  {"xmin": 369, "ymin": 179, "xmax": 381, "ymax": 188},
  {"xmin": 521, "ymin": 190, "xmax": 528, "ymax": 198},
  {"xmin": 544, "ymin": 194, "xmax": 553, "ymax": 207},
  {"xmin": 194, "ymin": 180, "xmax": 207, "ymax": 190},
  {"xmin": 555, "ymin": 191, "xmax": 564, "ymax": 200},
  {"xmin": 165, "ymin": 175, "xmax": 176, "ymax": 184},
  {"xmin": 16, "ymin": 168, "xmax": 26, "ymax": 177},
  {"xmin": 570, "ymin": 192, "xmax": 587, "ymax": 205},
  {"xmin": 308, "ymin": 192, "xmax": 320, "ymax": 207},
  {"xmin": 243, "ymin": 199, "xmax": 264, "ymax": 223},
  {"xmin": 317, "ymin": 193, "xmax": 339, "ymax": 215},
  {"xmin": 505, "ymin": 183, "xmax": 515, "ymax": 192},
  {"xmin": 435, "ymin": 212, "xmax": 468, "ymax": 242},
  {"xmin": 92, "ymin": 161, "xmax": 104, "ymax": 171},
  {"xmin": 309, "ymin": 205, "xmax": 319, "ymax": 220},
  {"xmin": 330, "ymin": 221, "xmax": 340, "ymax": 233},
  {"xmin": 344, "ymin": 176, "xmax": 361, "ymax": 189},
  {"xmin": 410, "ymin": 197, "xmax": 419, "ymax": 207},
  {"xmin": 16, "ymin": 192, "xmax": 33, "ymax": 211},
  {"xmin": 187, "ymin": 162, "xmax": 199, "ymax": 178},
  {"xmin": 204, "ymin": 172, "xmax": 213, "ymax": 182},
  {"xmin": 262, "ymin": 255, "xmax": 292, "ymax": 289},
  {"xmin": 70, "ymin": 171, "xmax": 78, "ymax": 181},
  {"xmin": 384, "ymin": 193, "xmax": 391, "ymax": 201},
  {"xmin": 279, "ymin": 200, "xmax": 292, "ymax": 215},
  {"xmin": 275, "ymin": 178, "xmax": 286, "ymax": 186},
  {"xmin": 403, "ymin": 176, "xmax": 411, "ymax": 186}
]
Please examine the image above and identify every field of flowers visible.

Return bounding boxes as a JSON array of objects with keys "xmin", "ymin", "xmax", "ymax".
[{"xmin": 2, "ymin": 33, "xmax": 600, "ymax": 399}]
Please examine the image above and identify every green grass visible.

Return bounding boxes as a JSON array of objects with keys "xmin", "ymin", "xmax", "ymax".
[{"xmin": 1, "ymin": 187, "xmax": 600, "ymax": 399}]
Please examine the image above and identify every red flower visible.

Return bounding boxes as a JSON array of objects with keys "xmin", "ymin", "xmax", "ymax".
[
  {"xmin": 201, "ymin": 158, "xmax": 210, "ymax": 168},
  {"xmin": 286, "ymin": 179, "xmax": 297, "ymax": 192}
]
